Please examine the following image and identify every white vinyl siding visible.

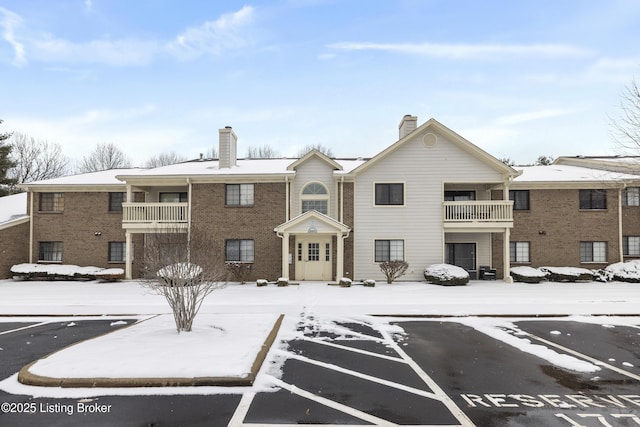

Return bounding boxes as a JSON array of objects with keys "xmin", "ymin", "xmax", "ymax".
[
  {"xmin": 353, "ymin": 130, "xmax": 505, "ymax": 281},
  {"xmin": 292, "ymin": 157, "xmax": 336, "ymax": 219}
]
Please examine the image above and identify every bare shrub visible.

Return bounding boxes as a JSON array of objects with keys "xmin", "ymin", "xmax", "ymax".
[
  {"xmin": 379, "ymin": 260, "xmax": 408, "ymax": 284},
  {"xmin": 141, "ymin": 228, "xmax": 226, "ymax": 332},
  {"xmin": 226, "ymin": 262, "xmax": 253, "ymax": 284}
]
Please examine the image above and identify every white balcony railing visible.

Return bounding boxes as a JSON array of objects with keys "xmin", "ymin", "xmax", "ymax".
[
  {"xmin": 443, "ymin": 201, "xmax": 513, "ymax": 225},
  {"xmin": 122, "ymin": 203, "xmax": 188, "ymax": 225}
]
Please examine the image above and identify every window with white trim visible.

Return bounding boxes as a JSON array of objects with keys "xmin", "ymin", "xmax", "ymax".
[
  {"xmin": 580, "ymin": 241, "xmax": 607, "ymax": 262},
  {"xmin": 39, "ymin": 193, "xmax": 64, "ymax": 212},
  {"xmin": 579, "ymin": 189, "xmax": 606, "ymax": 210},
  {"xmin": 226, "ymin": 184, "xmax": 254, "ymax": 206},
  {"xmin": 301, "ymin": 183, "xmax": 328, "ymax": 214},
  {"xmin": 375, "ymin": 183, "xmax": 404, "ymax": 206},
  {"xmin": 109, "ymin": 192, "xmax": 125, "ymax": 212},
  {"xmin": 226, "ymin": 239, "xmax": 254, "ymax": 262},
  {"xmin": 623, "ymin": 236, "xmax": 640, "ymax": 256},
  {"xmin": 623, "ymin": 187, "xmax": 640, "ymax": 206},
  {"xmin": 108, "ymin": 242, "xmax": 126, "ymax": 262},
  {"xmin": 39, "ymin": 241, "xmax": 63, "ymax": 262},
  {"xmin": 374, "ymin": 240, "xmax": 404, "ymax": 262},
  {"xmin": 510, "ymin": 241, "xmax": 530, "ymax": 263}
]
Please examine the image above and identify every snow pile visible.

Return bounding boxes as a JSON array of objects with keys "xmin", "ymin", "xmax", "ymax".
[
  {"xmin": 10, "ymin": 264, "xmax": 124, "ymax": 281},
  {"xmin": 510, "ymin": 266, "xmax": 547, "ymax": 283},
  {"xmin": 424, "ymin": 264, "xmax": 469, "ymax": 286},
  {"xmin": 605, "ymin": 260, "xmax": 640, "ymax": 283},
  {"xmin": 540, "ymin": 266, "xmax": 594, "ymax": 282}
]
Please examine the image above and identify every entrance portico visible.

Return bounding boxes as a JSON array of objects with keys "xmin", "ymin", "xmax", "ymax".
[{"xmin": 274, "ymin": 211, "xmax": 351, "ymax": 281}]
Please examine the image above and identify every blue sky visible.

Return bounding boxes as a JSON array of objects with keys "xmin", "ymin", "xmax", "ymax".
[{"xmin": 1, "ymin": 0, "xmax": 639, "ymax": 167}]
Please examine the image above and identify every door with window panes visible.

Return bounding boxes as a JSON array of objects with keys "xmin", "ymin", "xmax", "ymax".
[{"xmin": 295, "ymin": 236, "xmax": 332, "ymax": 281}]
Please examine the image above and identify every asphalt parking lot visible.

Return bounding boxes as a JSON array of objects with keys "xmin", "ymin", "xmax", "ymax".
[{"xmin": 1, "ymin": 315, "xmax": 639, "ymax": 426}]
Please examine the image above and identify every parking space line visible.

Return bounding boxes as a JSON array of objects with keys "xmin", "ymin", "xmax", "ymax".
[
  {"xmin": 279, "ymin": 349, "xmax": 439, "ymax": 399},
  {"xmin": 0, "ymin": 321, "xmax": 51, "ymax": 336},
  {"xmin": 378, "ymin": 327, "xmax": 475, "ymax": 427},
  {"xmin": 227, "ymin": 392, "xmax": 256, "ymax": 427},
  {"xmin": 524, "ymin": 332, "xmax": 640, "ymax": 382},
  {"xmin": 302, "ymin": 337, "xmax": 407, "ymax": 363}
]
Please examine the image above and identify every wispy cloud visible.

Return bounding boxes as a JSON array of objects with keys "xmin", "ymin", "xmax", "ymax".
[
  {"xmin": 167, "ymin": 5, "xmax": 255, "ymax": 59},
  {"xmin": 496, "ymin": 108, "xmax": 576, "ymax": 126},
  {"xmin": 1, "ymin": 5, "xmax": 256, "ymax": 67},
  {"xmin": 327, "ymin": 41, "xmax": 595, "ymax": 60},
  {"xmin": 0, "ymin": 7, "xmax": 27, "ymax": 66}
]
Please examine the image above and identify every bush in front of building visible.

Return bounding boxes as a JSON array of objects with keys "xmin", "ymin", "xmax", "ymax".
[
  {"xmin": 379, "ymin": 260, "xmax": 409, "ymax": 284},
  {"xmin": 277, "ymin": 277, "xmax": 289, "ymax": 287},
  {"xmin": 424, "ymin": 264, "xmax": 469, "ymax": 286},
  {"xmin": 539, "ymin": 266, "xmax": 594, "ymax": 282},
  {"xmin": 339, "ymin": 277, "xmax": 352, "ymax": 287},
  {"xmin": 226, "ymin": 262, "xmax": 253, "ymax": 284},
  {"xmin": 510, "ymin": 266, "xmax": 547, "ymax": 283}
]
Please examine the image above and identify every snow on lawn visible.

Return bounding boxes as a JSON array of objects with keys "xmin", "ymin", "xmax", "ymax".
[{"xmin": 26, "ymin": 313, "xmax": 279, "ymax": 380}]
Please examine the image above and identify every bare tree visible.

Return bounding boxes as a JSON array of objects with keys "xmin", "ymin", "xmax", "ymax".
[
  {"xmin": 144, "ymin": 152, "xmax": 188, "ymax": 168},
  {"xmin": 611, "ymin": 77, "xmax": 640, "ymax": 152},
  {"xmin": 0, "ymin": 119, "xmax": 16, "ymax": 196},
  {"xmin": 8, "ymin": 133, "xmax": 70, "ymax": 185},
  {"xmin": 535, "ymin": 155, "xmax": 554, "ymax": 166},
  {"xmin": 246, "ymin": 145, "xmax": 281, "ymax": 159},
  {"xmin": 77, "ymin": 142, "xmax": 133, "ymax": 172},
  {"xmin": 205, "ymin": 146, "xmax": 218, "ymax": 159},
  {"xmin": 297, "ymin": 144, "xmax": 334, "ymax": 158},
  {"xmin": 141, "ymin": 228, "xmax": 226, "ymax": 332}
]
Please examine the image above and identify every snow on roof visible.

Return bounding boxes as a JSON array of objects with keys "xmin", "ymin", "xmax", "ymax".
[
  {"xmin": 25, "ymin": 169, "xmax": 144, "ymax": 186},
  {"xmin": 0, "ymin": 192, "xmax": 28, "ymax": 227},
  {"xmin": 120, "ymin": 158, "xmax": 368, "ymax": 178},
  {"xmin": 514, "ymin": 165, "xmax": 640, "ymax": 183}
]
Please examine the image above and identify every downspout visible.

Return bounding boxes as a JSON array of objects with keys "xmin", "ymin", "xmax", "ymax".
[
  {"xmin": 285, "ymin": 176, "xmax": 290, "ymax": 222},
  {"xmin": 340, "ymin": 176, "xmax": 344, "ymax": 223},
  {"xmin": 187, "ymin": 178, "xmax": 192, "ymax": 263},
  {"xmin": 619, "ymin": 185, "xmax": 624, "ymax": 262},
  {"xmin": 29, "ymin": 190, "xmax": 34, "ymax": 263}
]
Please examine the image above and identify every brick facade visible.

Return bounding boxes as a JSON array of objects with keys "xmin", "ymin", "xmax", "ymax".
[
  {"xmin": 191, "ymin": 182, "xmax": 287, "ymax": 281},
  {"xmin": 31, "ymin": 191, "xmax": 144, "ymax": 272},
  {"xmin": 492, "ymin": 188, "xmax": 622, "ymax": 270},
  {"xmin": 0, "ymin": 221, "xmax": 29, "ymax": 278}
]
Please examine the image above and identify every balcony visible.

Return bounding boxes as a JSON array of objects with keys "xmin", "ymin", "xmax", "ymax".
[
  {"xmin": 122, "ymin": 203, "xmax": 189, "ymax": 232},
  {"xmin": 443, "ymin": 201, "xmax": 513, "ymax": 230}
]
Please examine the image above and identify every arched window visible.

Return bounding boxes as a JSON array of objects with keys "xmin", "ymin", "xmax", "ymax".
[{"xmin": 301, "ymin": 182, "xmax": 329, "ymax": 215}]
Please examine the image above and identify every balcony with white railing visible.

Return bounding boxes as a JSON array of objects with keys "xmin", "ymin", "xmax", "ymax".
[
  {"xmin": 443, "ymin": 201, "xmax": 513, "ymax": 229},
  {"xmin": 122, "ymin": 203, "xmax": 189, "ymax": 231}
]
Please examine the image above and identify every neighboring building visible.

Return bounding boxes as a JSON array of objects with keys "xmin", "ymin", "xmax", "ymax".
[
  {"xmin": 0, "ymin": 192, "xmax": 29, "ymax": 278},
  {"xmin": 3, "ymin": 118, "xmax": 640, "ymax": 282}
]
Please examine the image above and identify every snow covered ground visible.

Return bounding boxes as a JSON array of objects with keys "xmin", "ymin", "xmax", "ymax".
[{"xmin": 0, "ymin": 279, "xmax": 639, "ymax": 399}]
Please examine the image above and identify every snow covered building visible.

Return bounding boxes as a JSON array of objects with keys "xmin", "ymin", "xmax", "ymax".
[{"xmin": 4, "ymin": 117, "xmax": 640, "ymax": 282}]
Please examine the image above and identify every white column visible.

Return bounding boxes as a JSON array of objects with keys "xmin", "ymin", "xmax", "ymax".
[
  {"xmin": 282, "ymin": 232, "xmax": 290, "ymax": 279},
  {"xmin": 125, "ymin": 231, "xmax": 132, "ymax": 280},
  {"xmin": 503, "ymin": 227, "xmax": 513, "ymax": 283},
  {"xmin": 336, "ymin": 232, "xmax": 344, "ymax": 280}
]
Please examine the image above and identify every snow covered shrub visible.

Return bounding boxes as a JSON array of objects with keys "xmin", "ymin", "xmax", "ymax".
[
  {"xmin": 540, "ymin": 266, "xmax": 593, "ymax": 282},
  {"xmin": 363, "ymin": 279, "xmax": 376, "ymax": 287},
  {"xmin": 256, "ymin": 279, "xmax": 269, "ymax": 287},
  {"xmin": 379, "ymin": 260, "xmax": 409, "ymax": 284},
  {"xmin": 277, "ymin": 277, "xmax": 289, "ymax": 287},
  {"xmin": 339, "ymin": 277, "xmax": 352, "ymax": 287},
  {"xmin": 604, "ymin": 260, "xmax": 640, "ymax": 283},
  {"xmin": 226, "ymin": 262, "xmax": 253, "ymax": 284},
  {"xmin": 424, "ymin": 264, "xmax": 469, "ymax": 286},
  {"xmin": 510, "ymin": 266, "xmax": 546, "ymax": 283}
]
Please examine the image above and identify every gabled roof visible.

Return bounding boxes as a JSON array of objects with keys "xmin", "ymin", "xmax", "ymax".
[
  {"xmin": 286, "ymin": 150, "xmax": 343, "ymax": 171},
  {"xmin": 349, "ymin": 118, "xmax": 520, "ymax": 178},
  {"xmin": 0, "ymin": 192, "xmax": 29, "ymax": 230},
  {"xmin": 274, "ymin": 210, "xmax": 350, "ymax": 235},
  {"xmin": 20, "ymin": 169, "xmax": 142, "ymax": 191},
  {"xmin": 511, "ymin": 164, "xmax": 640, "ymax": 189},
  {"xmin": 554, "ymin": 156, "xmax": 640, "ymax": 175}
]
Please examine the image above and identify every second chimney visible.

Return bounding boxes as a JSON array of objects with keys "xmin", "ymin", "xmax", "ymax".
[
  {"xmin": 398, "ymin": 115, "xmax": 417, "ymax": 139},
  {"xmin": 219, "ymin": 126, "xmax": 238, "ymax": 169}
]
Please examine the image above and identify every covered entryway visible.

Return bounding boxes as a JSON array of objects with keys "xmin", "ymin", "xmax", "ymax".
[{"xmin": 274, "ymin": 211, "xmax": 350, "ymax": 282}]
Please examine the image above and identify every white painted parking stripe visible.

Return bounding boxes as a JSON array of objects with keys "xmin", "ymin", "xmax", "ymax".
[
  {"xmin": 524, "ymin": 332, "xmax": 640, "ymax": 382},
  {"xmin": 378, "ymin": 327, "xmax": 476, "ymax": 427},
  {"xmin": 302, "ymin": 337, "xmax": 407, "ymax": 363},
  {"xmin": 0, "ymin": 321, "xmax": 51, "ymax": 336},
  {"xmin": 279, "ymin": 349, "xmax": 439, "ymax": 400},
  {"xmin": 227, "ymin": 392, "xmax": 256, "ymax": 427}
]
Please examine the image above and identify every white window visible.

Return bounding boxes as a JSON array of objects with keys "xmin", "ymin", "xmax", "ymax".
[
  {"xmin": 375, "ymin": 240, "xmax": 404, "ymax": 262},
  {"xmin": 623, "ymin": 187, "xmax": 640, "ymax": 206},
  {"xmin": 510, "ymin": 242, "xmax": 530, "ymax": 263},
  {"xmin": 226, "ymin": 184, "xmax": 254, "ymax": 206},
  {"xmin": 580, "ymin": 241, "xmax": 607, "ymax": 263},
  {"xmin": 301, "ymin": 182, "xmax": 329, "ymax": 214},
  {"xmin": 623, "ymin": 236, "xmax": 640, "ymax": 256}
]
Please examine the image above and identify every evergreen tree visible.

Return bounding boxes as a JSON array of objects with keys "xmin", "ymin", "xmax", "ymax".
[{"xmin": 0, "ymin": 120, "xmax": 17, "ymax": 196}]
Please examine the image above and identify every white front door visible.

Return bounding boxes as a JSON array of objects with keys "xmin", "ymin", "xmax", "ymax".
[{"xmin": 295, "ymin": 237, "xmax": 332, "ymax": 281}]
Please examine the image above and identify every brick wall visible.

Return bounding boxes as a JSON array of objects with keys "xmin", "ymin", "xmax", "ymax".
[
  {"xmin": 492, "ymin": 188, "xmax": 621, "ymax": 271},
  {"xmin": 191, "ymin": 182, "xmax": 287, "ymax": 281},
  {"xmin": 0, "ymin": 221, "xmax": 29, "ymax": 278},
  {"xmin": 31, "ymin": 191, "xmax": 143, "ymax": 272}
]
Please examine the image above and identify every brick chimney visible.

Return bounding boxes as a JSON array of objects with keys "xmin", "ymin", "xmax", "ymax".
[
  {"xmin": 219, "ymin": 126, "xmax": 237, "ymax": 168},
  {"xmin": 398, "ymin": 115, "xmax": 417, "ymax": 139}
]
